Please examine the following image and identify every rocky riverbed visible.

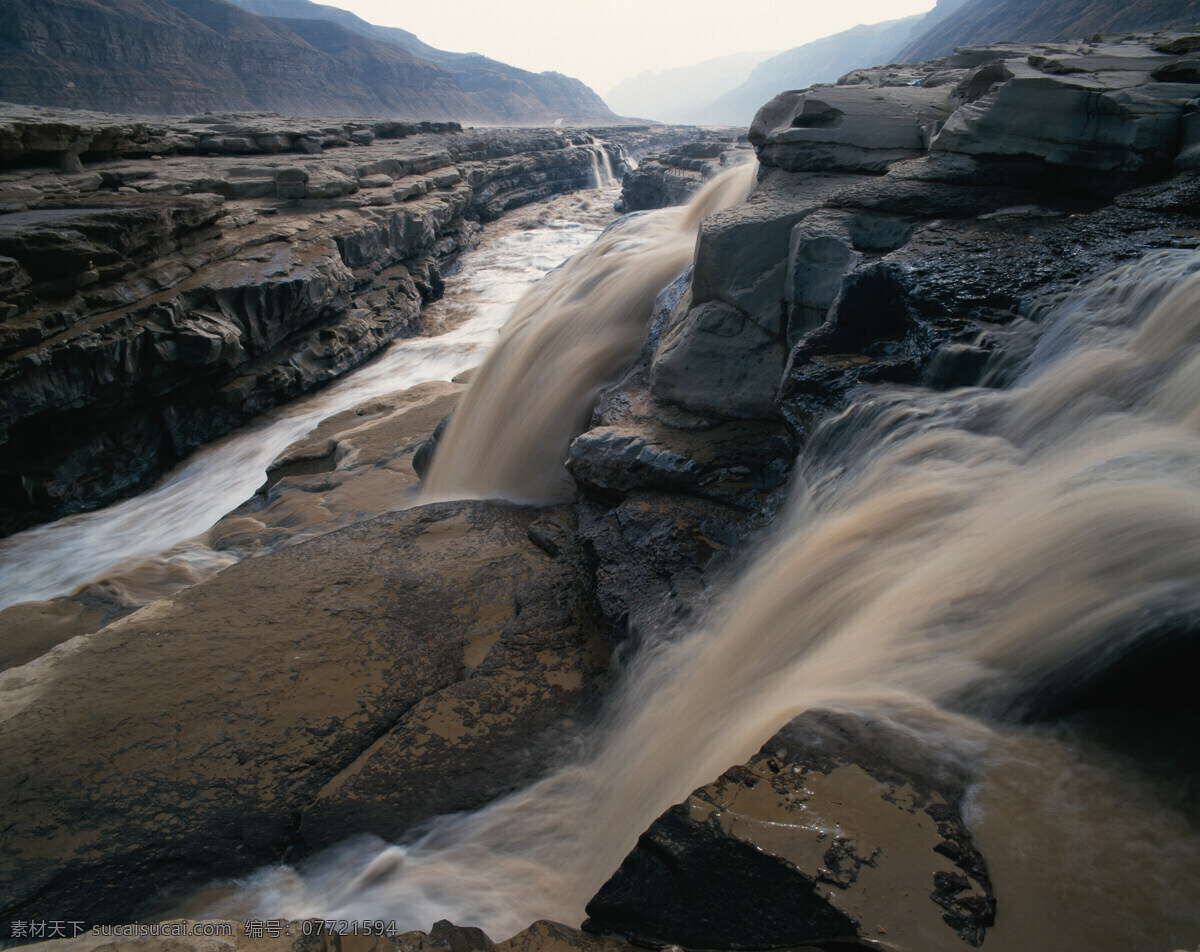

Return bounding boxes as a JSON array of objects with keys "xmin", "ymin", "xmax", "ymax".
[
  {"xmin": 5, "ymin": 29, "xmax": 1200, "ymax": 952},
  {"xmin": 0, "ymin": 107, "xmax": 692, "ymax": 534}
]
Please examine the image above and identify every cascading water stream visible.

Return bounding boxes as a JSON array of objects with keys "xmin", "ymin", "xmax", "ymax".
[
  {"xmin": 587, "ymin": 140, "xmax": 617, "ymax": 189},
  {"xmin": 211, "ymin": 250, "xmax": 1200, "ymax": 951},
  {"xmin": 0, "ymin": 191, "xmax": 619, "ymax": 611},
  {"xmin": 422, "ymin": 162, "xmax": 757, "ymax": 502}
]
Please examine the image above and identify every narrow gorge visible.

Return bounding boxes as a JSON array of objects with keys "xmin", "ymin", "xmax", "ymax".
[{"xmin": 2, "ymin": 21, "xmax": 1200, "ymax": 952}]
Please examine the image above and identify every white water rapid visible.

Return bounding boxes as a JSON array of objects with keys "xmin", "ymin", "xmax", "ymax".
[
  {"xmin": 0, "ymin": 189, "xmax": 620, "ymax": 611},
  {"xmin": 587, "ymin": 140, "xmax": 618, "ymax": 189},
  {"xmin": 207, "ymin": 250, "xmax": 1200, "ymax": 951}
]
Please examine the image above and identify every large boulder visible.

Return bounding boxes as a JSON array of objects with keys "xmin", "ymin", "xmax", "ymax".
[
  {"xmin": 933, "ymin": 61, "xmax": 1199, "ymax": 176},
  {"xmin": 0, "ymin": 500, "xmax": 607, "ymax": 924},
  {"xmin": 750, "ymin": 85, "xmax": 954, "ymax": 174},
  {"xmin": 650, "ymin": 173, "xmax": 863, "ymax": 419},
  {"xmin": 650, "ymin": 300, "xmax": 787, "ymax": 418},
  {"xmin": 584, "ymin": 711, "xmax": 995, "ymax": 950}
]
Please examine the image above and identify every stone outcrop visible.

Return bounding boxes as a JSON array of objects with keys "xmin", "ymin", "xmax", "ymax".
[
  {"xmin": 0, "ymin": 498, "xmax": 607, "ymax": 924},
  {"xmin": 584, "ymin": 711, "xmax": 995, "ymax": 950},
  {"xmin": 0, "ymin": 109, "xmax": 682, "ymax": 535},
  {"xmin": 553, "ymin": 31, "xmax": 1200, "ymax": 948},
  {"xmin": 750, "ymin": 84, "xmax": 952, "ymax": 173}
]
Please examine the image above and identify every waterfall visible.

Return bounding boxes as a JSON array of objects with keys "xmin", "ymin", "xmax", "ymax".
[
  {"xmin": 586, "ymin": 140, "xmax": 617, "ymax": 188},
  {"xmin": 421, "ymin": 161, "xmax": 758, "ymax": 502},
  {"xmin": 214, "ymin": 250, "xmax": 1200, "ymax": 951},
  {"xmin": 0, "ymin": 193, "xmax": 616, "ymax": 612}
]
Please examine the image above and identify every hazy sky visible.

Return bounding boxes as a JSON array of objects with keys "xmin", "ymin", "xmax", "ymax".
[{"xmin": 324, "ymin": 0, "xmax": 939, "ymax": 94}]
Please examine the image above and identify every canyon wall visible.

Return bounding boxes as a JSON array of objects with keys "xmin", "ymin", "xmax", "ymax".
[{"xmin": 0, "ymin": 109, "xmax": 678, "ymax": 534}]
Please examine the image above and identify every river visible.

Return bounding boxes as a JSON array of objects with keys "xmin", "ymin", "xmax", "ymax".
[{"xmin": 0, "ymin": 186, "xmax": 622, "ymax": 611}]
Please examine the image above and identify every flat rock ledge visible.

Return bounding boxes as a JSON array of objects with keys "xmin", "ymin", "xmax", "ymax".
[{"xmin": 0, "ymin": 498, "xmax": 607, "ymax": 923}]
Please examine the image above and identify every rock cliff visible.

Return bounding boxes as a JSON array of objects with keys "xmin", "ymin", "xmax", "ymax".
[
  {"xmin": 568, "ymin": 29, "xmax": 1200, "ymax": 946},
  {"xmin": 616, "ymin": 133, "xmax": 753, "ymax": 211},
  {"xmin": 0, "ymin": 108, "xmax": 680, "ymax": 535}
]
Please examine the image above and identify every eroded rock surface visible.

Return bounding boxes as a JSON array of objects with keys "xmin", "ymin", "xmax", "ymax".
[
  {"xmin": 584, "ymin": 711, "xmax": 995, "ymax": 950},
  {"xmin": 0, "ymin": 499, "xmax": 606, "ymax": 924}
]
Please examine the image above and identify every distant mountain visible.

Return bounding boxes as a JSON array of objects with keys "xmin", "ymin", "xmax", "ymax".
[
  {"xmin": 691, "ymin": 16, "xmax": 927, "ymax": 126},
  {"xmin": 604, "ymin": 50, "xmax": 780, "ymax": 124},
  {"xmin": 224, "ymin": 0, "xmax": 618, "ymax": 124},
  {"xmin": 896, "ymin": 0, "xmax": 1200, "ymax": 60},
  {"xmin": 609, "ymin": 0, "xmax": 970, "ymax": 128},
  {"xmin": 0, "ymin": 0, "xmax": 619, "ymax": 123}
]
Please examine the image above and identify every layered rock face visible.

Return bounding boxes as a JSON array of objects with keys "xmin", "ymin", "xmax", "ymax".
[
  {"xmin": 0, "ymin": 496, "xmax": 608, "ymax": 923},
  {"xmin": 616, "ymin": 133, "xmax": 752, "ymax": 211},
  {"xmin": 0, "ymin": 109, "xmax": 676, "ymax": 535},
  {"xmin": 591, "ymin": 34, "xmax": 1200, "ymax": 651}
]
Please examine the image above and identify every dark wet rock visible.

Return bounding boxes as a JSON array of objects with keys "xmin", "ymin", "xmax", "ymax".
[
  {"xmin": 0, "ymin": 499, "xmax": 607, "ymax": 924},
  {"xmin": 568, "ymin": 413, "xmax": 794, "ymax": 509},
  {"xmin": 565, "ymin": 364, "xmax": 792, "ymax": 643},
  {"xmin": 616, "ymin": 134, "xmax": 753, "ymax": 212},
  {"xmin": 574, "ymin": 491, "xmax": 750, "ymax": 645},
  {"xmin": 412, "ymin": 409, "xmax": 453, "ymax": 481},
  {"xmin": 585, "ymin": 710, "xmax": 995, "ymax": 950},
  {"xmin": 750, "ymin": 84, "xmax": 953, "ymax": 174}
]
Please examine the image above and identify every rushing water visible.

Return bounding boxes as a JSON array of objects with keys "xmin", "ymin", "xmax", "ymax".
[
  {"xmin": 587, "ymin": 141, "xmax": 618, "ymax": 189},
  {"xmin": 423, "ymin": 162, "xmax": 757, "ymax": 501},
  {"xmin": 204, "ymin": 240, "xmax": 1200, "ymax": 950},
  {"xmin": 0, "ymin": 189, "xmax": 620, "ymax": 612}
]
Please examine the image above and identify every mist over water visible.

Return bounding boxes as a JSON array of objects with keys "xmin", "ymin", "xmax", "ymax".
[
  {"xmin": 212, "ymin": 250, "xmax": 1200, "ymax": 950},
  {"xmin": 422, "ymin": 162, "xmax": 757, "ymax": 502}
]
